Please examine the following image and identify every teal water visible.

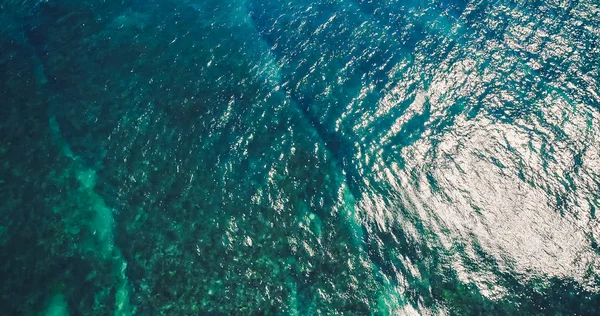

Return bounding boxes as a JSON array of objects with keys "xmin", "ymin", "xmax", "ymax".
[{"xmin": 1, "ymin": 0, "xmax": 599, "ymax": 314}]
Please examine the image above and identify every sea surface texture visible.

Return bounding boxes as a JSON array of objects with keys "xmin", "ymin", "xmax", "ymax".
[{"xmin": 1, "ymin": 0, "xmax": 600, "ymax": 314}]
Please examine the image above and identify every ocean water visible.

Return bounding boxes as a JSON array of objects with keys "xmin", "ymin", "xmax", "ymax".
[{"xmin": 1, "ymin": 0, "xmax": 599, "ymax": 314}]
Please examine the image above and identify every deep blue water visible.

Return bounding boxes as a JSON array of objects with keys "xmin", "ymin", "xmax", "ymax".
[{"xmin": 1, "ymin": 0, "xmax": 600, "ymax": 314}]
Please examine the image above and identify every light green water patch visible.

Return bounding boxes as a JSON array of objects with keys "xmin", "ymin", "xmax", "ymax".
[
  {"xmin": 75, "ymin": 168, "xmax": 115, "ymax": 256},
  {"xmin": 43, "ymin": 293, "xmax": 69, "ymax": 316},
  {"xmin": 48, "ymin": 116, "xmax": 75, "ymax": 159},
  {"xmin": 76, "ymin": 169, "xmax": 97, "ymax": 190},
  {"xmin": 307, "ymin": 212, "xmax": 322, "ymax": 237},
  {"xmin": 286, "ymin": 278, "xmax": 299, "ymax": 316},
  {"xmin": 296, "ymin": 200, "xmax": 323, "ymax": 236},
  {"xmin": 87, "ymin": 187, "xmax": 115, "ymax": 255},
  {"xmin": 376, "ymin": 275, "xmax": 409, "ymax": 314},
  {"xmin": 337, "ymin": 182, "xmax": 364, "ymax": 247},
  {"xmin": 47, "ymin": 113, "xmax": 134, "ymax": 315},
  {"xmin": 115, "ymin": 260, "xmax": 133, "ymax": 315},
  {"xmin": 74, "ymin": 167, "xmax": 133, "ymax": 314},
  {"xmin": 336, "ymin": 180, "xmax": 418, "ymax": 312}
]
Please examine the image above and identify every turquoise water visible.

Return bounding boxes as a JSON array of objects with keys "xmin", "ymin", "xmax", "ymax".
[{"xmin": 1, "ymin": 0, "xmax": 599, "ymax": 314}]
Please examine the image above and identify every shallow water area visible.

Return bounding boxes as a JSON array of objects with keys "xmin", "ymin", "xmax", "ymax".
[{"xmin": 0, "ymin": 0, "xmax": 599, "ymax": 314}]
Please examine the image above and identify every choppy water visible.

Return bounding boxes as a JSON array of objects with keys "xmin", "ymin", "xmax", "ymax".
[{"xmin": 1, "ymin": 0, "xmax": 599, "ymax": 314}]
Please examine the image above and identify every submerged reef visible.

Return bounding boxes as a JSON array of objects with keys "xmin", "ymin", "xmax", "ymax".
[{"xmin": 1, "ymin": 0, "xmax": 600, "ymax": 314}]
